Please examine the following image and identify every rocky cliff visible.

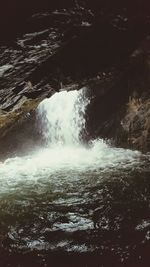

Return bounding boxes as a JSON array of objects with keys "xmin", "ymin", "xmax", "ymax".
[{"xmin": 0, "ymin": 0, "xmax": 150, "ymax": 158}]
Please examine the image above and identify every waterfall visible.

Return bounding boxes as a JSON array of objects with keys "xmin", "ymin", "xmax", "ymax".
[
  {"xmin": 0, "ymin": 87, "xmax": 142, "ymax": 182},
  {"xmin": 37, "ymin": 88, "xmax": 90, "ymax": 146}
]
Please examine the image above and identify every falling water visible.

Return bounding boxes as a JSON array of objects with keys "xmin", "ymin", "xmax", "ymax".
[
  {"xmin": 0, "ymin": 87, "xmax": 149, "ymax": 267},
  {"xmin": 37, "ymin": 88, "xmax": 89, "ymax": 146},
  {"xmin": 0, "ymin": 87, "xmax": 142, "ymax": 180}
]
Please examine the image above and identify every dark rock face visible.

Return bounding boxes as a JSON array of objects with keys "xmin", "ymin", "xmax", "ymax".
[
  {"xmin": 86, "ymin": 37, "xmax": 150, "ymax": 152},
  {"xmin": 0, "ymin": 0, "xmax": 150, "ymax": 156}
]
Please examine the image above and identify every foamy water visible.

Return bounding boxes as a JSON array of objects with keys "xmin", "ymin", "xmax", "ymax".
[
  {"xmin": 0, "ymin": 88, "xmax": 142, "ymax": 193},
  {"xmin": 37, "ymin": 88, "xmax": 90, "ymax": 145},
  {"xmin": 0, "ymin": 139, "xmax": 141, "ymax": 176},
  {"xmin": 0, "ymin": 88, "xmax": 149, "ymax": 266}
]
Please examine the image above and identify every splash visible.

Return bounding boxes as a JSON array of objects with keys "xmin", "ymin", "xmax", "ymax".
[{"xmin": 0, "ymin": 87, "xmax": 142, "ymax": 188}]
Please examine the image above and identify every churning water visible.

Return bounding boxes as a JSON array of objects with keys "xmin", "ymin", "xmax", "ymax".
[
  {"xmin": 0, "ymin": 88, "xmax": 142, "ymax": 184},
  {"xmin": 0, "ymin": 88, "xmax": 150, "ymax": 267}
]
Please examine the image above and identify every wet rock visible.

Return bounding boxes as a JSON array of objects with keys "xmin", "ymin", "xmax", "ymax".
[
  {"xmin": 115, "ymin": 38, "xmax": 150, "ymax": 151},
  {"xmin": 85, "ymin": 35, "xmax": 150, "ymax": 152},
  {"xmin": 0, "ymin": 64, "xmax": 13, "ymax": 77},
  {"xmin": 1, "ymin": 95, "xmax": 22, "ymax": 112},
  {"xmin": 0, "ymin": 0, "xmax": 150, "ymax": 154},
  {"xmin": 121, "ymin": 98, "xmax": 150, "ymax": 151}
]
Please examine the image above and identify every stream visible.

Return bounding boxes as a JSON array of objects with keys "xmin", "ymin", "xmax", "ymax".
[{"xmin": 0, "ymin": 88, "xmax": 150, "ymax": 267}]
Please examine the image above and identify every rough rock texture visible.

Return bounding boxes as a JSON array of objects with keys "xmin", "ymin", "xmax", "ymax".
[
  {"xmin": 86, "ymin": 37, "xmax": 150, "ymax": 152},
  {"xmin": 0, "ymin": 0, "xmax": 150, "ymax": 157}
]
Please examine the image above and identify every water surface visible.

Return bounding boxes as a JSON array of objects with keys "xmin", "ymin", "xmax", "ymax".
[{"xmin": 0, "ymin": 89, "xmax": 149, "ymax": 267}]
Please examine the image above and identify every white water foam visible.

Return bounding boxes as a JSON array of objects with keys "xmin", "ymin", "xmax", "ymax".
[
  {"xmin": 37, "ymin": 88, "xmax": 89, "ymax": 146},
  {"xmin": 0, "ymin": 88, "xmax": 142, "ymax": 189}
]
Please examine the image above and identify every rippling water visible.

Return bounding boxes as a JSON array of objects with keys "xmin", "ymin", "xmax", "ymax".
[{"xmin": 0, "ymin": 89, "xmax": 150, "ymax": 267}]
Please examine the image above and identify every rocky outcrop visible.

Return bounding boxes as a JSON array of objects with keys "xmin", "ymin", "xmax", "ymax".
[
  {"xmin": 0, "ymin": 0, "xmax": 150, "ymax": 157},
  {"xmin": 117, "ymin": 43, "xmax": 150, "ymax": 152},
  {"xmin": 86, "ymin": 37, "xmax": 150, "ymax": 151}
]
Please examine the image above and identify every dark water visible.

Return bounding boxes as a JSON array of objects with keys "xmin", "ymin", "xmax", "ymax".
[
  {"xmin": 0, "ymin": 90, "xmax": 150, "ymax": 267},
  {"xmin": 0, "ymin": 149, "xmax": 149, "ymax": 267}
]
